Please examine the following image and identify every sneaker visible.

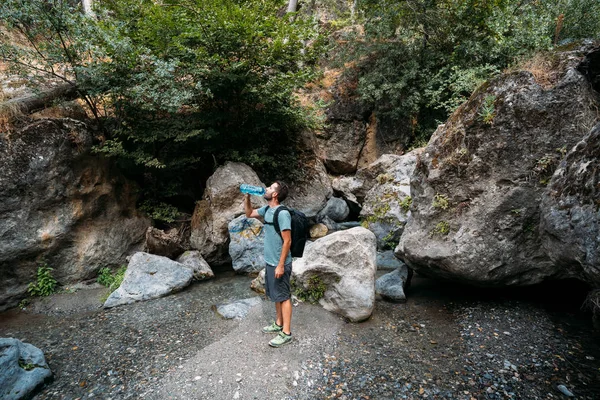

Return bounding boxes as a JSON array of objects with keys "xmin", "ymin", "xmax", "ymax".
[
  {"xmin": 262, "ymin": 321, "xmax": 283, "ymax": 334},
  {"xmin": 269, "ymin": 331, "xmax": 293, "ymax": 347}
]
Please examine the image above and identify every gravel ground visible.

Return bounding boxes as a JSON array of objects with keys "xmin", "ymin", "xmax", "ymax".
[{"xmin": 0, "ymin": 272, "xmax": 598, "ymax": 399}]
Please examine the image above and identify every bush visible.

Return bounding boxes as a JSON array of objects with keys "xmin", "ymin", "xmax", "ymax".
[
  {"xmin": 98, "ymin": 265, "xmax": 127, "ymax": 302},
  {"xmin": 27, "ymin": 263, "xmax": 57, "ymax": 297},
  {"xmin": 292, "ymin": 275, "xmax": 328, "ymax": 304}
]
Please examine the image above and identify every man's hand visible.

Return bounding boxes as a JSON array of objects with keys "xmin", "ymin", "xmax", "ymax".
[{"xmin": 275, "ymin": 264, "xmax": 284, "ymax": 279}]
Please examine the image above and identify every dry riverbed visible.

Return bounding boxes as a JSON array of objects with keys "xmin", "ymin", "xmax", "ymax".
[{"xmin": 0, "ymin": 271, "xmax": 599, "ymax": 399}]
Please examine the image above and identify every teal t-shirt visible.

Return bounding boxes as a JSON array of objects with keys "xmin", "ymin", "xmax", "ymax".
[{"xmin": 258, "ymin": 205, "xmax": 292, "ymax": 266}]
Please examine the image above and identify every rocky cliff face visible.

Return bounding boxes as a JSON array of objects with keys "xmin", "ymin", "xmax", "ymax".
[
  {"xmin": 302, "ymin": 66, "xmax": 409, "ymax": 176},
  {"xmin": 0, "ymin": 119, "xmax": 149, "ymax": 310},
  {"xmin": 540, "ymin": 122, "xmax": 600, "ymax": 286},
  {"xmin": 396, "ymin": 45, "xmax": 600, "ymax": 287}
]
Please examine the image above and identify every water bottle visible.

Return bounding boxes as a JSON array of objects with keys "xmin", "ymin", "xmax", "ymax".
[{"xmin": 240, "ymin": 183, "xmax": 265, "ymax": 196}]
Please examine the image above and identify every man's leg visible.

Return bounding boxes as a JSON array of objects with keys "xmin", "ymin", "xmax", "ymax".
[
  {"xmin": 280, "ymin": 298, "xmax": 292, "ymax": 335},
  {"xmin": 275, "ymin": 301, "xmax": 283, "ymax": 326}
]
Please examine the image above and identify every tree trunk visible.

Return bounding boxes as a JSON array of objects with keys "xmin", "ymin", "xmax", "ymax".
[
  {"xmin": 82, "ymin": 0, "xmax": 94, "ymax": 16},
  {"xmin": 0, "ymin": 84, "xmax": 79, "ymax": 118},
  {"xmin": 287, "ymin": 0, "xmax": 298, "ymax": 13}
]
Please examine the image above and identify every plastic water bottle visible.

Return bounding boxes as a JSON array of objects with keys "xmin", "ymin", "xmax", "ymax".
[{"xmin": 240, "ymin": 183, "xmax": 265, "ymax": 196}]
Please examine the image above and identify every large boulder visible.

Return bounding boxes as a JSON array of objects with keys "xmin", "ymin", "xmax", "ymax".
[
  {"xmin": 350, "ymin": 151, "xmax": 421, "ymax": 250},
  {"xmin": 103, "ymin": 252, "xmax": 194, "ymax": 308},
  {"xmin": 0, "ymin": 338, "xmax": 52, "ymax": 400},
  {"xmin": 316, "ymin": 197, "xmax": 350, "ymax": 222},
  {"xmin": 315, "ymin": 120, "xmax": 368, "ymax": 175},
  {"xmin": 540, "ymin": 122, "xmax": 600, "ymax": 286},
  {"xmin": 0, "ymin": 119, "xmax": 149, "ymax": 311},
  {"xmin": 228, "ymin": 215, "xmax": 265, "ymax": 274},
  {"xmin": 333, "ymin": 150, "xmax": 422, "ymax": 208},
  {"xmin": 396, "ymin": 45, "xmax": 600, "ymax": 286},
  {"xmin": 144, "ymin": 226, "xmax": 185, "ymax": 259},
  {"xmin": 189, "ymin": 162, "xmax": 266, "ymax": 266},
  {"xmin": 292, "ymin": 227, "xmax": 377, "ymax": 322},
  {"xmin": 175, "ymin": 251, "xmax": 214, "ymax": 281},
  {"xmin": 284, "ymin": 158, "xmax": 333, "ymax": 218}
]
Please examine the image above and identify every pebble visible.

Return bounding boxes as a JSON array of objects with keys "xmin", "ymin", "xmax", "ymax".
[{"xmin": 556, "ymin": 384, "xmax": 574, "ymax": 397}]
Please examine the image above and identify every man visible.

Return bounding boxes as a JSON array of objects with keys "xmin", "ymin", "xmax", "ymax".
[{"xmin": 244, "ymin": 181, "xmax": 293, "ymax": 347}]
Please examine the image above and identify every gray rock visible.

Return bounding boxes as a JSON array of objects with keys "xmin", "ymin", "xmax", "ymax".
[
  {"xmin": 145, "ymin": 227, "xmax": 185, "ymax": 259},
  {"xmin": 250, "ymin": 269, "xmax": 266, "ymax": 295},
  {"xmin": 540, "ymin": 122, "xmax": 600, "ymax": 286},
  {"xmin": 309, "ymin": 223, "xmax": 328, "ymax": 239},
  {"xmin": 359, "ymin": 152, "xmax": 420, "ymax": 250},
  {"xmin": 0, "ymin": 118, "xmax": 149, "ymax": 311},
  {"xmin": 215, "ymin": 297, "xmax": 262, "ymax": 320},
  {"xmin": 376, "ymin": 267, "xmax": 410, "ymax": 302},
  {"xmin": 377, "ymin": 250, "xmax": 405, "ymax": 270},
  {"xmin": 397, "ymin": 45, "xmax": 600, "ymax": 286},
  {"xmin": 284, "ymin": 159, "xmax": 333, "ymax": 218},
  {"xmin": 319, "ymin": 215, "xmax": 340, "ymax": 232},
  {"xmin": 318, "ymin": 121, "xmax": 367, "ymax": 175},
  {"xmin": 556, "ymin": 384, "xmax": 575, "ymax": 397},
  {"xmin": 103, "ymin": 252, "xmax": 194, "ymax": 308},
  {"xmin": 176, "ymin": 251, "xmax": 214, "ymax": 281},
  {"xmin": 189, "ymin": 162, "xmax": 266, "ymax": 266},
  {"xmin": 292, "ymin": 227, "xmax": 377, "ymax": 322},
  {"xmin": 317, "ymin": 197, "xmax": 350, "ymax": 222},
  {"xmin": 333, "ymin": 150, "xmax": 422, "ymax": 207},
  {"xmin": 228, "ymin": 215, "xmax": 265, "ymax": 274},
  {"xmin": 0, "ymin": 338, "xmax": 52, "ymax": 400}
]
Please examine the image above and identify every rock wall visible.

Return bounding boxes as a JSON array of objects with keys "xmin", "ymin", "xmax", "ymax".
[
  {"xmin": 0, "ymin": 119, "xmax": 149, "ymax": 310},
  {"xmin": 540, "ymin": 122, "xmax": 600, "ymax": 286}
]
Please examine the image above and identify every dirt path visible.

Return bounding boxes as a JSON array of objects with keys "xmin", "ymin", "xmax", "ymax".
[{"xmin": 1, "ymin": 272, "xmax": 599, "ymax": 399}]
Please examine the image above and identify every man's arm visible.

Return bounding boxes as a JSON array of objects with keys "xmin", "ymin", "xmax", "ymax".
[
  {"xmin": 275, "ymin": 229, "xmax": 292, "ymax": 279},
  {"xmin": 244, "ymin": 194, "xmax": 261, "ymax": 218}
]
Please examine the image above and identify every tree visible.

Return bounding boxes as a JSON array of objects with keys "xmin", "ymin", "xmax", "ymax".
[
  {"xmin": 1, "ymin": 0, "xmax": 324, "ymax": 214},
  {"xmin": 347, "ymin": 0, "xmax": 600, "ymax": 145}
]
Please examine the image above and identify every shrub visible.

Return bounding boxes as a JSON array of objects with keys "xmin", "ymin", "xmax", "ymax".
[
  {"xmin": 98, "ymin": 265, "xmax": 127, "ymax": 302},
  {"xmin": 27, "ymin": 263, "xmax": 57, "ymax": 297},
  {"xmin": 430, "ymin": 221, "xmax": 450, "ymax": 237},
  {"xmin": 292, "ymin": 275, "xmax": 328, "ymax": 304},
  {"xmin": 432, "ymin": 194, "xmax": 449, "ymax": 210},
  {"xmin": 399, "ymin": 196, "xmax": 412, "ymax": 213},
  {"xmin": 478, "ymin": 95, "xmax": 496, "ymax": 125}
]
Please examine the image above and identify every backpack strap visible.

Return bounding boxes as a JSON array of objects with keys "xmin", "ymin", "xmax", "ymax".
[{"xmin": 264, "ymin": 206, "xmax": 289, "ymax": 237}]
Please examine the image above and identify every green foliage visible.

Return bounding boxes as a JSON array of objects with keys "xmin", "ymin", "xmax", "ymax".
[
  {"xmin": 27, "ymin": 263, "xmax": 57, "ymax": 297},
  {"xmin": 361, "ymin": 200, "xmax": 392, "ymax": 228},
  {"xmin": 292, "ymin": 275, "xmax": 328, "ymax": 304},
  {"xmin": 430, "ymin": 221, "xmax": 450, "ymax": 237},
  {"xmin": 478, "ymin": 95, "xmax": 497, "ymax": 125},
  {"xmin": 99, "ymin": 265, "xmax": 127, "ymax": 302},
  {"xmin": 432, "ymin": 194, "xmax": 449, "ymax": 210},
  {"xmin": 399, "ymin": 196, "xmax": 412, "ymax": 213},
  {"xmin": 382, "ymin": 231, "xmax": 398, "ymax": 250},
  {"xmin": 342, "ymin": 0, "xmax": 600, "ymax": 147},
  {"xmin": 97, "ymin": 267, "xmax": 114, "ymax": 287},
  {"xmin": 0, "ymin": 0, "xmax": 324, "ymax": 207},
  {"xmin": 139, "ymin": 200, "xmax": 180, "ymax": 223},
  {"xmin": 18, "ymin": 298, "xmax": 30, "ymax": 309},
  {"xmin": 18, "ymin": 360, "xmax": 36, "ymax": 371}
]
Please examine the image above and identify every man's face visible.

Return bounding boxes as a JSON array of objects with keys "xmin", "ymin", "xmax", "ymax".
[{"xmin": 264, "ymin": 182, "xmax": 279, "ymax": 201}]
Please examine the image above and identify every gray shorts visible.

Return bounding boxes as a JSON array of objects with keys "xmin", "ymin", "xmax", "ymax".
[{"xmin": 264, "ymin": 263, "xmax": 292, "ymax": 302}]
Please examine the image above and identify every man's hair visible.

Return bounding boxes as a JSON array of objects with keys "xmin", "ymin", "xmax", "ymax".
[{"xmin": 274, "ymin": 180, "xmax": 289, "ymax": 202}]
